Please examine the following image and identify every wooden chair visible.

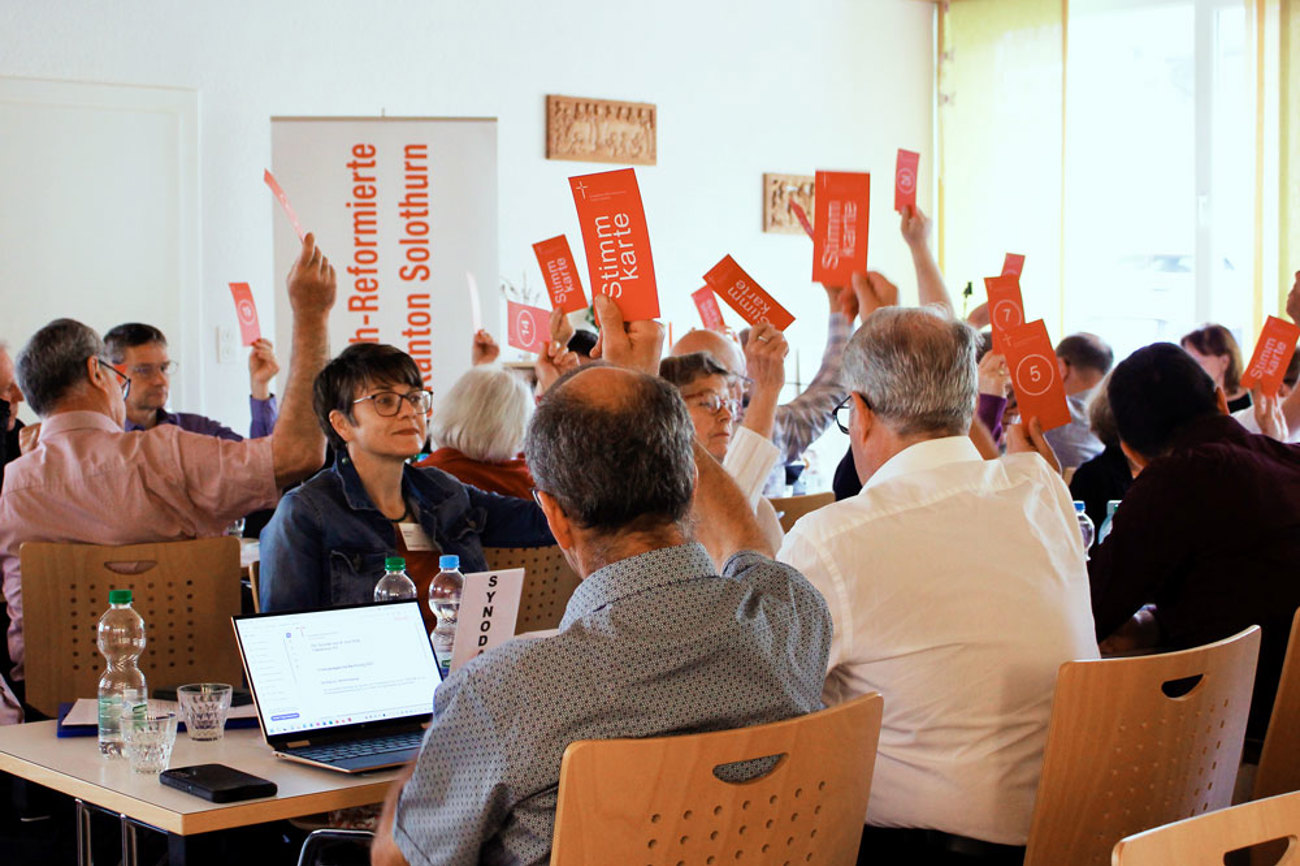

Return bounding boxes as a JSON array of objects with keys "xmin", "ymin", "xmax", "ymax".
[
  {"xmin": 484, "ymin": 546, "xmax": 582, "ymax": 635},
  {"xmin": 1112, "ymin": 789, "xmax": 1300, "ymax": 866},
  {"xmin": 549, "ymin": 692, "xmax": 884, "ymax": 866},
  {"xmin": 1254, "ymin": 608, "xmax": 1300, "ymax": 801},
  {"xmin": 19, "ymin": 538, "xmax": 245, "ymax": 717},
  {"xmin": 768, "ymin": 491, "xmax": 835, "ymax": 533},
  {"xmin": 1023, "ymin": 626, "xmax": 1262, "ymax": 866}
]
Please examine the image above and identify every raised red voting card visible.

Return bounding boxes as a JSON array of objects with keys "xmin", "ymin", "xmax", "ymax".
[
  {"xmin": 263, "ymin": 170, "xmax": 305, "ymax": 242},
  {"xmin": 984, "ymin": 275, "xmax": 1027, "ymax": 355},
  {"xmin": 532, "ymin": 235, "xmax": 588, "ymax": 314},
  {"xmin": 1241, "ymin": 316, "xmax": 1300, "ymax": 394},
  {"xmin": 507, "ymin": 301, "xmax": 550, "ymax": 354},
  {"xmin": 895, "ymin": 150, "xmax": 920, "ymax": 213},
  {"xmin": 691, "ymin": 286, "xmax": 726, "ymax": 332},
  {"xmin": 703, "ymin": 256, "xmax": 795, "ymax": 331},
  {"xmin": 788, "ymin": 201, "xmax": 815, "ymax": 240},
  {"xmin": 1002, "ymin": 320, "xmax": 1071, "ymax": 433},
  {"xmin": 569, "ymin": 168, "xmax": 659, "ymax": 320},
  {"xmin": 228, "ymin": 283, "xmax": 261, "ymax": 345},
  {"xmin": 812, "ymin": 171, "xmax": 870, "ymax": 286},
  {"xmin": 1002, "ymin": 253, "xmax": 1026, "ymax": 277}
]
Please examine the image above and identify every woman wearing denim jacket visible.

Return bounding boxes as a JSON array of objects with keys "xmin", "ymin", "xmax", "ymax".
[{"xmin": 258, "ymin": 343, "xmax": 552, "ymax": 613}]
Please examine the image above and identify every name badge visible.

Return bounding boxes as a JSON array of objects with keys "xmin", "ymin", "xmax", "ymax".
[{"xmin": 398, "ymin": 522, "xmax": 435, "ymax": 552}]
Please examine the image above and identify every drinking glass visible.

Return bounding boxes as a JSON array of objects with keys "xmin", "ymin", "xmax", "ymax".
[
  {"xmin": 122, "ymin": 709, "xmax": 178, "ymax": 774},
  {"xmin": 177, "ymin": 683, "xmax": 233, "ymax": 741}
]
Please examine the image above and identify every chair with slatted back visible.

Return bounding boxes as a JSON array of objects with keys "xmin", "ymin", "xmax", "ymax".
[
  {"xmin": 483, "ymin": 546, "xmax": 582, "ymax": 634},
  {"xmin": 19, "ymin": 538, "xmax": 245, "ymax": 718},
  {"xmin": 1253, "ymin": 608, "xmax": 1300, "ymax": 801},
  {"xmin": 1022, "ymin": 626, "xmax": 1262, "ymax": 866},
  {"xmin": 549, "ymin": 692, "xmax": 884, "ymax": 866},
  {"xmin": 768, "ymin": 491, "xmax": 835, "ymax": 533},
  {"xmin": 1112, "ymin": 789, "xmax": 1300, "ymax": 866}
]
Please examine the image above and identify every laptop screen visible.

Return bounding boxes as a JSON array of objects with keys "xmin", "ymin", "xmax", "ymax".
[{"xmin": 234, "ymin": 601, "xmax": 439, "ymax": 739}]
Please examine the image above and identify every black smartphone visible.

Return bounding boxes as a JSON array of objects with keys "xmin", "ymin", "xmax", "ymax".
[{"xmin": 159, "ymin": 764, "xmax": 278, "ymax": 803}]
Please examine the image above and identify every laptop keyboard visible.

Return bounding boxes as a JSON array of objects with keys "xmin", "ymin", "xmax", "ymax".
[{"xmin": 294, "ymin": 730, "xmax": 424, "ymax": 763}]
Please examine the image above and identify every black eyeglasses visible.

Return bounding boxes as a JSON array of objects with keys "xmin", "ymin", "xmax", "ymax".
[
  {"xmin": 352, "ymin": 389, "xmax": 434, "ymax": 417},
  {"xmin": 97, "ymin": 358, "xmax": 132, "ymax": 399},
  {"xmin": 833, "ymin": 392, "xmax": 870, "ymax": 434}
]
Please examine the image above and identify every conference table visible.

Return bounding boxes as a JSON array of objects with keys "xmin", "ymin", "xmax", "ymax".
[{"xmin": 0, "ymin": 720, "xmax": 397, "ymax": 866}]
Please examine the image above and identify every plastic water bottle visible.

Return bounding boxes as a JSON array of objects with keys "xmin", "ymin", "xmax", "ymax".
[
  {"xmin": 429, "ymin": 555, "xmax": 464, "ymax": 678},
  {"xmin": 1097, "ymin": 499, "xmax": 1122, "ymax": 546},
  {"xmin": 374, "ymin": 556, "xmax": 417, "ymax": 602},
  {"xmin": 97, "ymin": 589, "xmax": 147, "ymax": 758},
  {"xmin": 1074, "ymin": 501, "xmax": 1096, "ymax": 552}
]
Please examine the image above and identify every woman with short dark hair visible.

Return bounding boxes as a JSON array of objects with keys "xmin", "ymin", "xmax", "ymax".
[
  {"xmin": 1181, "ymin": 324, "xmax": 1250, "ymax": 412},
  {"xmin": 258, "ymin": 343, "xmax": 551, "ymax": 619}
]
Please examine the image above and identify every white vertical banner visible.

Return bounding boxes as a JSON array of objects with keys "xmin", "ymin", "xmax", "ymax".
[{"xmin": 271, "ymin": 118, "xmax": 498, "ymax": 400}]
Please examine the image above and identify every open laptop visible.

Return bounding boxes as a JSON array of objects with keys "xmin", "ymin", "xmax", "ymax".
[{"xmin": 232, "ymin": 600, "xmax": 442, "ymax": 773}]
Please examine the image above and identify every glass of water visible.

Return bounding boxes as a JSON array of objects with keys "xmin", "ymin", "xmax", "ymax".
[
  {"xmin": 177, "ymin": 683, "xmax": 233, "ymax": 741},
  {"xmin": 122, "ymin": 709, "xmax": 178, "ymax": 774}
]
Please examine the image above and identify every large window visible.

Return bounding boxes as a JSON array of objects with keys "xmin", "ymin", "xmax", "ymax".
[{"xmin": 1062, "ymin": 0, "xmax": 1251, "ymax": 359}]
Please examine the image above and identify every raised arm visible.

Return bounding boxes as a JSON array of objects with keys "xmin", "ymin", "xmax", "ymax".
[
  {"xmin": 740, "ymin": 322, "xmax": 787, "ymax": 441},
  {"xmin": 271, "ymin": 234, "xmax": 336, "ymax": 489},
  {"xmin": 901, "ymin": 206, "xmax": 953, "ymax": 315},
  {"xmin": 690, "ymin": 440, "xmax": 773, "ymax": 565}
]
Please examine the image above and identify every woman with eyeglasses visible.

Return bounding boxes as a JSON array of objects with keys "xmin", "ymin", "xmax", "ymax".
[{"xmin": 258, "ymin": 343, "xmax": 552, "ymax": 620}]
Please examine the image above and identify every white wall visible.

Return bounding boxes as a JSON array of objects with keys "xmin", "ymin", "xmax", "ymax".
[{"xmin": 0, "ymin": 0, "xmax": 934, "ymax": 444}]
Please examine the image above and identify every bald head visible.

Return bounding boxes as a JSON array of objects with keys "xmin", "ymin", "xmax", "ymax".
[
  {"xmin": 525, "ymin": 364, "xmax": 696, "ymax": 534},
  {"xmin": 671, "ymin": 329, "xmax": 745, "ymax": 378}
]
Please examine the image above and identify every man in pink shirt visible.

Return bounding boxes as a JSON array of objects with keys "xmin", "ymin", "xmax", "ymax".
[{"xmin": 0, "ymin": 235, "xmax": 337, "ymax": 725}]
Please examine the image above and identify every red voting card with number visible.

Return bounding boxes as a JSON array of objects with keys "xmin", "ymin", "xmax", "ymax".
[
  {"xmin": 228, "ymin": 283, "xmax": 261, "ymax": 345},
  {"xmin": 569, "ymin": 168, "xmax": 659, "ymax": 320},
  {"xmin": 1241, "ymin": 316, "xmax": 1300, "ymax": 394},
  {"xmin": 984, "ymin": 275, "xmax": 1027, "ymax": 355},
  {"xmin": 1002, "ymin": 253, "xmax": 1026, "ymax": 277},
  {"xmin": 895, "ymin": 150, "xmax": 920, "ymax": 213},
  {"xmin": 692, "ymin": 286, "xmax": 726, "ymax": 332},
  {"xmin": 263, "ymin": 170, "xmax": 305, "ymax": 242},
  {"xmin": 1002, "ymin": 320, "xmax": 1072, "ymax": 433},
  {"xmin": 812, "ymin": 171, "xmax": 870, "ymax": 286},
  {"xmin": 703, "ymin": 256, "xmax": 795, "ymax": 331},
  {"xmin": 532, "ymin": 235, "xmax": 588, "ymax": 314},
  {"xmin": 507, "ymin": 301, "xmax": 550, "ymax": 354}
]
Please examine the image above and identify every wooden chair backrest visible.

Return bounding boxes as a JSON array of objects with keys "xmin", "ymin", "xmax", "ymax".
[
  {"xmin": 483, "ymin": 546, "xmax": 582, "ymax": 635},
  {"xmin": 1024, "ymin": 626, "xmax": 1261, "ymax": 866},
  {"xmin": 20, "ymin": 538, "xmax": 244, "ymax": 717},
  {"xmin": 1254, "ymin": 608, "xmax": 1300, "ymax": 800},
  {"xmin": 768, "ymin": 492, "xmax": 835, "ymax": 533},
  {"xmin": 1112, "ymin": 789, "xmax": 1300, "ymax": 866},
  {"xmin": 549, "ymin": 692, "xmax": 883, "ymax": 866}
]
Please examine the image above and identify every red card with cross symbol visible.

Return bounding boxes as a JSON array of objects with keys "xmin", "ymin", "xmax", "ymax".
[
  {"xmin": 228, "ymin": 282, "xmax": 261, "ymax": 345},
  {"xmin": 569, "ymin": 168, "xmax": 659, "ymax": 320},
  {"xmin": 1240, "ymin": 316, "xmax": 1300, "ymax": 394},
  {"xmin": 812, "ymin": 171, "xmax": 870, "ymax": 286},
  {"xmin": 895, "ymin": 149, "xmax": 920, "ymax": 213},
  {"xmin": 984, "ymin": 275, "xmax": 1027, "ymax": 355},
  {"xmin": 507, "ymin": 301, "xmax": 550, "ymax": 354},
  {"xmin": 692, "ymin": 286, "xmax": 726, "ymax": 332},
  {"xmin": 703, "ymin": 256, "xmax": 795, "ymax": 330},
  {"xmin": 1002, "ymin": 319, "xmax": 1071, "ymax": 432},
  {"xmin": 532, "ymin": 235, "xmax": 588, "ymax": 314}
]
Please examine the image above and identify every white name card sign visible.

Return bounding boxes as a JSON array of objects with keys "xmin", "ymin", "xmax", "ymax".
[{"xmin": 449, "ymin": 568, "xmax": 525, "ymax": 673}]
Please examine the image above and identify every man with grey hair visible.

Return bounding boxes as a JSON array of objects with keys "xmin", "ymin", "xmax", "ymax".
[
  {"xmin": 0, "ymin": 235, "xmax": 336, "ymax": 726},
  {"xmin": 371, "ymin": 295, "xmax": 832, "ymax": 866},
  {"xmin": 779, "ymin": 306, "xmax": 1098, "ymax": 865}
]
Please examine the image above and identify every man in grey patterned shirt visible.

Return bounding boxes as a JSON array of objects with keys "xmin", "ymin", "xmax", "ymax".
[{"xmin": 372, "ymin": 296, "xmax": 833, "ymax": 866}]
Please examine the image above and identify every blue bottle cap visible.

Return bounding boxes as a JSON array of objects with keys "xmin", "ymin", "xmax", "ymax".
[
  {"xmin": 1073, "ymin": 501, "xmax": 1086, "ymax": 513},
  {"xmin": 439, "ymin": 554, "xmax": 460, "ymax": 569}
]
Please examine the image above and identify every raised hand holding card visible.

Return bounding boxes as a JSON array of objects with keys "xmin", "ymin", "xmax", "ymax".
[
  {"xmin": 1002, "ymin": 320, "xmax": 1072, "ymax": 432},
  {"xmin": 533, "ymin": 235, "xmax": 588, "ymax": 314},
  {"xmin": 569, "ymin": 168, "xmax": 659, "ymax": 320},
  {"xmin": 703, "ymin": 256, "xmax": 795, "ymax": 331},
  {"xmin": 1240, "ymin": 316, "xmax": 1300, "ymax": 394},
  {"xmin": 812, "ymin": 171, "xmax": 870, "ymax": 286}
]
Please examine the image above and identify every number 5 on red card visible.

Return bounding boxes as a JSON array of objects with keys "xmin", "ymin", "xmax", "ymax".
[{"xmin": 1001, "ymin": 320, "xmax": 1071, "ymax": 433}]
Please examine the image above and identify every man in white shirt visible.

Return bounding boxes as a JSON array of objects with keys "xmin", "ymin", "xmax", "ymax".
[{"xmin": 778, "ymin": 307, "xmax": 1098, "ymax": 865}]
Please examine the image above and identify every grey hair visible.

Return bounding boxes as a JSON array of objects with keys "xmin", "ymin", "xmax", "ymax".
[
  {"xmin": 525, "ymin": 366, "xmax": 696, "ymax": 535},
  {"xmin": 429, "ymin": 365, "xmax": 533, "ymax": 462},
  {"xmin": 842, "ymin": 307, "xmax": 978, "ymax": 437},
  {"xmin": 17, "ymin": 318, "xmax": 105, "ymax": 417}
]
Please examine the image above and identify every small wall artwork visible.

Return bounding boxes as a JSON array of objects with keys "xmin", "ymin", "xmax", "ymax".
[
  {"xmin": 546, "ymin": 95, "xmax": 657, "ymax": 166},
  {"xmin": 763, "ymin": 173, "xmax": 815, "ymax": 234}
]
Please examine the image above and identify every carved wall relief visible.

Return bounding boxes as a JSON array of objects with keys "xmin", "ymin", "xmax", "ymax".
[
  {"xmin": 546, "ymin": 95, "xmax": 657, "ymax": 166},
  {"xmin": 763, "ymin": 173, "xmax": 815, "ymax": 234}
]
